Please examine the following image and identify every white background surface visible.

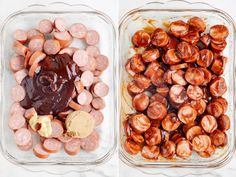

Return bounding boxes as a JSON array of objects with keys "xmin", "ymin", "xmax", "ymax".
[{"xmin": 0, "ymin": 0, "xmax": 236, "ymax": 177}]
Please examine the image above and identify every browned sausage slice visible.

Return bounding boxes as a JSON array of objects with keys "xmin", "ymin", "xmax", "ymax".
[
  {"xmin": 190, "ymin": 99, "xmax": 206, "ymax": 115},
  {"xmin": 186, "ymin": 126, "xmax": 204, "ymax": 141},
  {"xmin": 124, "ymin": 138, "xmax": 140, "ymax": 155},
  {"xmin": 211, "ymin": 56, "xmax": 227, "ymax": 75},
  {"xmin": 206, "ymin": 101, "xmax": 223, "ymax": 118},
  {"xmin": 201, "ymin": 115, "xmax": 217, "ymax": 133},
  {"xmin": 170, "ymin": 20, "xmax": 189, "ymax": 37},
  {"xmin": 144, "ymin": 61, "xmax": 160, "ymax": 78},
  {"xmin": 151, "ymin": 68, "xmax": 165, "ymax": 87},
  {"xmin": 127, "ymin": 81, "xmax": 144, "ymax": 96},
  {"xmin": 171, "ymin": 70, "xmax": 187, "ymax": 86},
  {"xmin": 134, "ymin": 74, "xmax": 151, "ymax": 89},
  {"xmin": 213, "ymin": 97, "xmax": 228, "ymax": 113},
  {"xmin": 201, "ymin": 67, "xmax": 212, "ymax": 85},
  {"xmin": 141, "ymin": 145, "xmax": 160, "ymax": 160},
  {"xmin": 129, "ymin": 114, "xmax": 151, "ymax": 133},
  {"xmin": 218, "ymin": 115, "xmax": 230, "ymax": 131},
  {"xmin": 163, "ymin": 49, "xmax": 181, "ymax": 65},
  {"xmin": 147, "ymin": 101, "xmax": 167, "ymax": 120},
  {"xmin": 210, "ymin": 129, "xmax": 227, "ymax": 147},
  {"xmin": 192, "ymin": 135, "xmax": 211, "ymax": 152},
  {"xmin": 178, "ymin": 105, "xmax": 197, "ymax": 124},
  {"xmin": 160, "ymin": 141, "xmax": 176, "ymax": 159},
  {"xmin": 188, "ymin": 17, "xmax": 206, "ymax": 32},
  {"xmin": 130, "ymin": 54, "xmax": 145, "ymax": 73},
  {"xmin": 209, "ymin": 25, "xmax": 229, "ymax": 42},
  {"xmin": 132, "ymin": 30, "xmax": 151, "ymax": 47},
  {"xmin": 209, "ymin": 77, "xmax": 227, "ymax": 97},
  {"xmin": 162, "ymin": 113, "xmax": 181, "ymax": 132},
  {"xmin": 176, "ymin": 41, "xmax": 192, "ymax": 59},
  {"xmin": 197, "ymin": 49, "xmax": 214, "ymax": 68},
  {"xmin": 12, "ymin": 41, "xmax": 28, "ymax": 57},
  {"xmin": 150, "ymin": 93, "xmax": 167, "ymax": 107},
  {"xmin": 142, "ymin": 49, "xmax": 160, "ymax": 63},
  {"xmin": 132, "ymin": 93, "xmax": 149, "ymax": 112},
  {"xmin": 185, "ymin": 68, "xmax": 204, "ymax": 85},
  {"xmin": 151, "ymin": 28, "xmax": 169, "ymax": 47},
  {"xmin": 187, "ymin": 85, "xmax": 203, "ymax": 100},
  {"xmin": 169, "ymin": 85, "xmax": 188, "ymax": 104},
  {"xmin": 176, "ymin": 139, "xmax": 192, "ymax": 159},
  {"xmin": 198, "ymin": 145, "xmax": 215, "ymax": 158},
  {"xmin": 145, "ymin": 127, "xmax": 162, "ymax": 146}
]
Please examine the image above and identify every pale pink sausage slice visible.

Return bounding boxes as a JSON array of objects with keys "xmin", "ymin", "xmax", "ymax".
[
  {"xmin": 77, "ymin": 90, "xmax": 93, "ymax": 105},
  {"xmin": 74, "ymin": 80, "xmax": 84, "ymax": 94},
  {"xmin": 38, "ymin": 19, "xmax": 53, "ymax": 34},
  {"xmin": 91, "ymin": 81, "xmax": 109, "ymax": 97},
  {"xmin": 59, "ymin": 47, "xmax": 77, "ymax": 56},
  {"xmin": 69, "ymin": 23, "xmax": 87, "ymax": 39},
  {"xmin": 12, "ymin": 41, "xmax": 28, "ymax": 57},
  {"xmin": 95, "ymin": 55, "xmax": 109, "ymax": 71},
  {"xmin": 51, "ymin": 119, "xmax": 64, "ymax": 138},
  {"xmin": 57, "ymin": 134, "xmax": 72, "ymax": 143},
  {"xmin": 24, "ymin": 107, "xmax": 36, "ymax": 119},
  {"xmin": 85, "ymin": 30, "xmax": 100, "ymax": 45},
  {"xmin": 10, "ymin": 102, "xmax": 25, "ymax": 115},
  {"xmin": 9, "ymin": 114, "xmax": 26, "ymax": 130},
  {"xmin": 28, "ymin": 35, "xmax": 45, "ymax": 52},
  {"xmin": 13, "ymin": 29, "xmax": 27, "ymax": 43},
  {"xmin": 73, "ymin": 50, "xmax": 89, "ymax": 67},
  {"xmin": 80, "ymin": 56, "xmax": 97, "ymax": 72},
  {"xmin": 54, "ymin": 18, "xmax": 66, "ymax": 32},
  {"xmin": 14, "ymin": 69, "xmax": 28, "ymax": 84},
  {"xmin": 80, "ymin": 104, "xmax": 92, "ymax": 113},
  {"xmin": 86, "ymin": 46, "xmax": 100, "ymax": 57},
  {"xmin": 11, "ymin": 85, "xmax": 25, "ymax": 102},
  {"xmin": 43, "ymin": 39, "xmax": 60, "ymax": 55},
  {"xmin": 91, "ymin": 97, "xmax": 105, "ymax": 110},
  {"xmin": 54, "ymin": 31, "xmax": 72, "ymax": 48},
  {"xmin": 14, "ymin": 128, "xmax": 32, "ymax": 146},
  {"xmin": 64, "ymin": 138, "xmax": 81, "ymax": 156},
  {"xmin": 17, "ymin": 139, "xmax": 33, "ymax": 151},
  {"xmin": 90, "ymin": 110, "xmax": 104, "ymax": 127},
  {"xmin": 80, "ymin": 131, "xmax": 100, "ymax": 151},
  {"xmin": 93, "ymin": 70, "xmax": 103, "ymax": 77},
  {"xmin": 33, "ymin": 143, "xmax": 50, "ymax": 159},
  {"xmin": 81, "ymin": 71, "xmax": 94, "ymax": 87},
  {"xmin": 10, "ymin": 55, "xmax": 25, "ymax": 72},
  {"xmin": 43, "ymin": 138, "xmax": 62, "ymax": 153},
  {"xmin": 27, "ymin": 29, "xmax": 43, "ymax": 39}
]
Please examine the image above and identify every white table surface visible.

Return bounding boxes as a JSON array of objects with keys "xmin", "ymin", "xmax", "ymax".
[{"xmin": 0, "ymin": 0, "xmax": 236, "ymax": 176}]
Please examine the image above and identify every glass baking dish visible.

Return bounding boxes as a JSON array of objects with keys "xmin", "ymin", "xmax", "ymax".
[
  {"xmin": 0, "ymin": 2, "xmax": 117, "ymax": 173},
  {"xmin": 119, "ymin": 0, "xmax": 236, "ymax": 174}
]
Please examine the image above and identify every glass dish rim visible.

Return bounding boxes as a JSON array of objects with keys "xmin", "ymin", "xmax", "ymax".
[
  {"xmin": 118, "ymin": 0, "xmax": 236, "ymax": 169},
  {"xmin": 0, "ymin": 2, "xmax": 118, "ymax": 167}
]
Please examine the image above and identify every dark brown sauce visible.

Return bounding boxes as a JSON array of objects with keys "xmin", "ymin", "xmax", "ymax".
[{"xmin": 20, "ymin": 53, "xmax": 80, "ymax": 115}]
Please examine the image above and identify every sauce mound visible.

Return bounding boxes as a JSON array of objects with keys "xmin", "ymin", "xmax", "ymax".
[{"xmin": 20, "ymin": 53, "xmax": 79, "ymax": 115}]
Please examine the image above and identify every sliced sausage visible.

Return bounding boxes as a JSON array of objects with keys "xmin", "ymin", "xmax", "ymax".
[
  {"xmin": 81, "ymin": 71, "xmax": 94, "ymax": 87},
  {"xmin": 80, "ymin": 104, "xmax": 92, "ymax": 113},
  {"xmin": 38, "ymin": 19, "xmax": 53, "ymax": 34},
  {"xmin": 218, "ymin": 114, "xmax": 230, "ymax": 132},
  {"xmin": 9, "ymin": 114, "xmax": 26, "ymax": 130},
  {"xmin": 192, "ymin": 135, "xmax": 211, "ymax": 152},
  {"xmin": 72, "ymin": 50, "xmax": 89, "ymax": 67},
  {"xmin": 181, "ymin": 30, "xmax": 199, "ymax": 45},
  {"xmin": 147, "ymin": 101, "xmax": 167, "ymax": 120},
  {"xmin": 183, "ymin": 46, "xmax": 199, "ymax": 63},
  {"xmin": 210, "ymin": 40, "xmax": 227, "ymax": 53},
  {"xmin": 130, "ymin": 54, "xmax": 145, "ymax": 73},
  {"xmin": 132, "ymin": 93, "xmax": 149, "ymax": 111},
  {"xmin": 27, "ymin": 29, "xmax": 43, "ymax": 39},
  {"xmin": 162, "ymin": 113, "xmax": 181, "ymax": 132},
  {"xmin": 150, "ymin": 93, "xmax": 167, "ymax": 107},
  {"xmin": 207, "ymin": 101, "xmax": 224, "ymax": 118},
  {"xmin": 170, "ymin": 63, "xmax": 188, "ymax": 70},
  {"xmin": 201, "ymin": 67, "xmax": 212, "ymax": 85},
  {"xmin": 164, "ymin": 35, "xmax": 179, "ymax": 50},
  {"xmin": 90, "ymin": 110, "xmax": 104, "ymax": 127},
  {"xmin": 10, "ymin": 55, "xmax": 25, "ymax": 72},
  {"xmin": 28, "ymin": 35, "xmax": 45, "ymax": 52},
  {"xmin": 43, "ymin": 138, "xmax": 62, "ymax": 153},
  {"xmin": 160, "ymin": 141, "xmax": 176, "ymax": 159},
  {"xmin": 14, "ymin": 69, "xmax": 28, "ymax": 84},
  {"xmin": 11, "ymin": 85, "xmax": 25, "ymax": 102},
  {"xmin": 10, "ymin": 102, "xmax": 25, "ymax": 115},
  {"xmin": 163, "ymin": 70, "xmax": 173, "ymax": 84},
  {"xmin": 209, "ymin": 25, "xmax": 229, "ymax": 42},
  {"xmin": 178, "ymin": 105, "xmax": 197, "ymax": 124},
  {"xmin": 17, "ymin": 139, "xmax": 33, "ymax": 151},
  {"xmin": 127, "ymin": 81, "xmax": 144, "ymax": 96},
  {"xmin": 141, "ymin": 145, "xmax": 160, "ymax": 160},
  {"xmin": 54, "ymin": 31, "xmax": 72, "ymax": 48},
  {"xmin": 69, "ymin": 23, "xmax": 87, "ymax": 39},
  {"xmin": 176, "ymin": 41, "xmax": 192, "ymax": 59},
  {"xmin": 80, "ymin": 56, "xmax": 97, "ymax": 72},
  {"xmin": 201, "ymin": 115, "xmax": 218, "ymax": 133},
  {"xmin": 59, "ymin": 47, "xmax": 77, "ymax": 56},
  {"xmin": 91, "ymin": 81, "xmax": 109, "ymax": 97},
  {"xmin": 24, "ymin": 107, "xmax": 36, "ymax": 119},
  {"xmin": 209, "ymin": 77, "xmax": 227, "ymax": 97},
  {"xmin": 151, "ymin": 28, "xmax": 169, "ymax": 47},
  {"xmin": 14, "ymin": 128, "xmax": 32, "ymax": 146},
  {"xmin": 43, "ymin": 39, "xmax": 60, "ymax": 55},
  {"xmin": 33, "ymin": 143, "xmax": 50, "ymax": 158},
  {"xmin": 170, "ymin": 20, "xmax": 189, "ymax": 37},
  {"xmin": 124, "ymin": 138, "xmax": 140, "ymax": 155},
  {"xmin": 169, "ymin": 85, "xmax": 188, "ymax": 104},
  {"xmin": 129, "ymin": 114, "xmax": 151, "ymax": 133},
  {"xmin": 186, "ymin": 126, "xmax": 204, "ymax": 141},
  {"xmin": 200, "ymin": 34, "xmax": 211, "ymax": 47},
  {"xmin": 198, "ymin": 145, "xmax": 215, "ymax": 158},
  {"xmin": 176, "ymin": 139, "xmax": 192, "ymax": 159},
  {"xmin": 171, "ymin": 70, "xmax": 187, "ymax": 86},
  {"xmin": 130, "ymin": 131, "xmax": 144, "ymax": 144},
  {"xmin": 190, "ymin": 99, "xmax": 206, "ymax": 115},
  {"xmin": 144, "ymin": 61, "xmax": 160, "ymax": 78},
  {"xmin": 74, "ymin": 80, "xmax": 84, "ymax": 94},
  {"xmin": 132, "ymin": 30, "xmax": 151, "ymax": 47},
  {"xmin": 54, "ymin": 17, "xmax": 66, "ymax": 32},
  {"xmin": 13, "ymin": 29, "xmax": 27, "ymax": 43},
  {"xmin": 213, "ymin": 97, "xmax": 228, "ymax": 113},
  {"xmin": 85, "ymin": 30, "xmax": 100, "ymax": 45},
  {"xmin": 210, "ymin": 129, "xmax": 227, "ymax": 147},
  {"xmin": 134, "ymin": 74, "xmax": 151, "ymax": 89},
  {"xmin": 12, "ymin": 41, "xmax": 28, "ymax": 56},
  {"xmin": 156, "ymin": 87, "xmax": 169, "ymax": 97},
  {"xmin": 86, "ymin": 45, "xmax": 100, "ymax": 57},
  {"xmin": 151, "ymin": 68, "xmax": 165, "ymax": 87},
  {"xmin": 187, "ymin": 85, "xmax": 203, "ymax": 100},
  {"xmin": 91, "ymin": 97, "xmax": 105, "ymax": 110},
  {"xmin": 197, "ymin": 49, "xmax": 214, "ymax": 67},
  {"xmin": 211, "ymin": 56, "xmax": 227, "ymax": 75},
  {"xmin": 51, "ymin": 119, "xmax": 64, "ymax": 138},
  {"xmin": 142, "ymin": 49, "xmax": 160, "ymax": 63},
  {"xmin": 64, "ymin": 138, "xmax": 81, "ymax": 156},
  {"xmin": 145, "ymin": 127, "xmax": 162, "ymax": 146},
  {"xmin": 80, "ymin": 131, "xmax": 99, "ymax": 151},
  {"xmin": 57, "ymin": 134, "xmax": 73, "ymax": 143},
  {"xmin": 163, "ymin": 49, "xmax": 181, "ymax": 65},
  {"xmin": 188, "ymin": 16, "xmax": 206, "ymax": 32},
  {"xmin": 185, "ymin": 67, "xmax": 204, "ymax": 85},
  {"xmin": 95, "ymin": 55, "xmax": 109, "ymax": 71},
  {"xmin": 77, "ymin": 90, "xmax": 93, "ymax": 105}
]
